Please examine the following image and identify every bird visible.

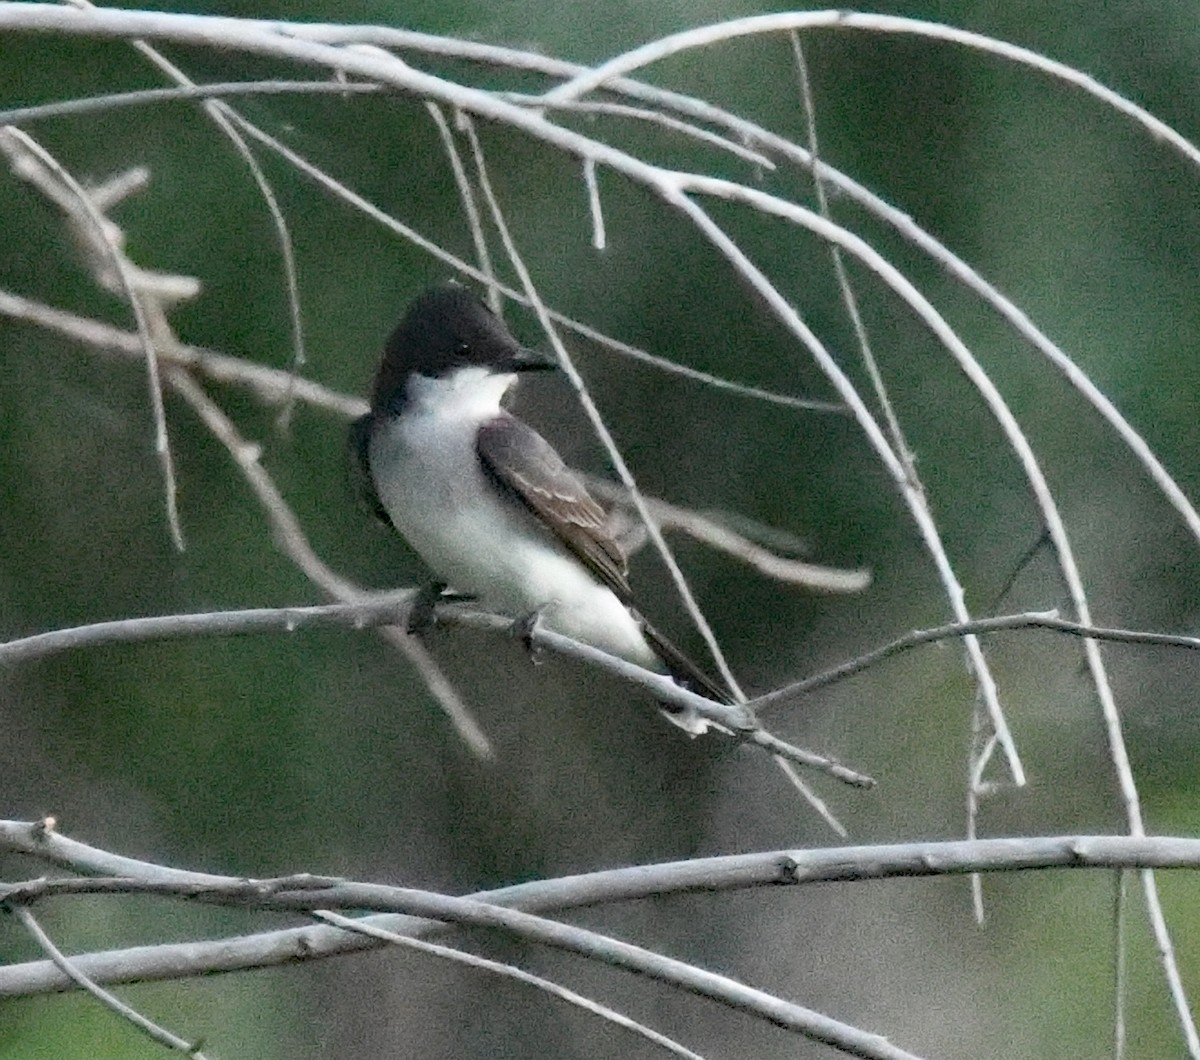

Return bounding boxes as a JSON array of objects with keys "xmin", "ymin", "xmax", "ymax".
[{"xmin": 348, "ymin": 284, "xmax": 732, "ymax": 725}]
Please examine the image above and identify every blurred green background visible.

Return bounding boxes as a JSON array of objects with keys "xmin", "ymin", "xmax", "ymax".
[{"xmin": 1, "ymin": 1, "xmax": 1197, "ymax": 1057}]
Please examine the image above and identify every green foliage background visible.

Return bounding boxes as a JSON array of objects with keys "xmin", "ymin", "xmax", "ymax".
[{"xmin": 1, "ymin": 1, "xmax": 1197, "ymax": 1057}]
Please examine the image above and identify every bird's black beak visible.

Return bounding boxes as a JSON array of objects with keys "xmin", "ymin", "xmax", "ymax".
[{"xmin": 505, "ymin": 346, "xmax": 559, "ymax": 373}]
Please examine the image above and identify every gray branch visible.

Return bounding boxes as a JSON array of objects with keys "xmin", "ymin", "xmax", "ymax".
[{"xmin": 3, "ymin": 821, "xmax": 1199, "ymax": 1005}]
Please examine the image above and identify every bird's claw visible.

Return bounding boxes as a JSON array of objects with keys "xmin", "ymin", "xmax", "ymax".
[
  {"xmin": 405, "ymin": 581, "xmax": 448, "ymax": 636},
  {"xmin": 510, "ymin": 610, "xmax": 544, "ymax": 663}
]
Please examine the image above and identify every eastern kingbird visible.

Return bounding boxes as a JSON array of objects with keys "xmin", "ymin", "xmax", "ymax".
[{"xmin": 349, "ymin": 284, "xmax": 732, "ymax": 723}]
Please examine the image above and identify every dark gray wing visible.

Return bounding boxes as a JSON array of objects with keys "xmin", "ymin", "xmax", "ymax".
[
  {"xmin": 479, "ymin": 414, "xmax": 734, "ymax": 705},
  {"xmin": 476, "ymin": 414, "xmax": 632, "ymax": 601},
  {"xmin": 347, "ymin": 414, "xmax": 391, "ymax": 526}
]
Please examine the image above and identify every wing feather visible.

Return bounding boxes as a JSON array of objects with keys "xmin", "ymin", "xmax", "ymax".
[
  {"xmin": 476, "ymin": 415, "xmax": 632, "ymax": 600},
  {"xmin": 347, "ymin": 414, "xmax": 391, "ymax": 526}
]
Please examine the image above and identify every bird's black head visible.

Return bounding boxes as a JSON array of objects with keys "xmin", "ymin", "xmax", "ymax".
[{"xmin": 369, "ymin": 285, "xmax": 555, "ymax": 414}]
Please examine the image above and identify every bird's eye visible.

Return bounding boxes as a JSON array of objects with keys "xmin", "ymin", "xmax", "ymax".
[{"xmin": 454, "ymin": 342, "xmax": 471, "ymax": 358}]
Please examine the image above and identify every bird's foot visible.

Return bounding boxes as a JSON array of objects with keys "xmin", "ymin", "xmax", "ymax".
[
  {"xmin": 657, "ymin": 701, "xmax": 712, "ymax": 737},
  {"xmin": 405, "ymin": 581, "xmax": 449, "ymax": 636},
  {"xmin": 510, "ymin": 610, "xmax": 544, "ymax": 663}
]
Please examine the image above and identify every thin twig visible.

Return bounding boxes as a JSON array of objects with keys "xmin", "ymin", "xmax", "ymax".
[
  {"xmin": 660, "ymin": 192, "xmax": 1025, "ymax": 786},
  {"xmin": 0, "ymin": 126, "xmax": 185, "ymax": 550},
  {"xmin": 68, "ymin": 0, "xmax": 309, "ymax": 430},
  {"xmin": 789, "ymin": 32, "xmax": 919, "ymax": 492},
  {"xmin": 206, "ymin": 90, "xmax": 846, "ymax": 415},
  {"xmin": 313, "ymin": 910, "xmax": 710, "ymax": 1060},
  {"xmin": 771, "ymin": 756, "xmax": 848, "ymax": 837},
  {"xmin": 539, "ymin": 11, "xmax": 1200, "ymax": 178},
  {"xmin": 11, "ymin": 906, "xmax": 210, "ymax": 1058},
  {"xmin": 1114, "ymin": 867, "xmax": 1129, "ymax": 1060},
  {"xmin": 967, "ymin": 698, "xmax": 988, "ymax": 924},
  {"xmin": 583, "ymin": 157, "xmax": 605, "ymax": 249},
  {"xmin": 425, "ymin": 102, "xmax": 499, "ymax": 311},
  {"xmin": 0, "ymin": 77, "xmax": 384, "ymax": 125},
  {"xmin": 0, "ymin": 289, "xmax": 364, "ymax": 416},
  {"xmin": 500, "ymin": 93, "xmax": 777, "ymax": 170},
  {"xmin": 754, "ymin": 610, "xmax": 1200, "ymax": 710},
  {"xmin": 585, "ymin": 475, "xmax": 870, "ymax": 592}
]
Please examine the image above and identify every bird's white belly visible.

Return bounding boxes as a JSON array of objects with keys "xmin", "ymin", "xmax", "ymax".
[{"xmin": 369, "ymin": 411, "xmax": 659, "ymax": 669}]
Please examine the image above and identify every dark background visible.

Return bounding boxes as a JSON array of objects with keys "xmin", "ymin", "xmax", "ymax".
[{"xmin": 1, "ymin": 1, "xmax": 1197, "ymax": 1057}]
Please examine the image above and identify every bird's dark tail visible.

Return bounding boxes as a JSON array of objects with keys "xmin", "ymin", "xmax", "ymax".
[{"xmin": 635, "ymin": 612, "xmax": 736, "ymax": 706}]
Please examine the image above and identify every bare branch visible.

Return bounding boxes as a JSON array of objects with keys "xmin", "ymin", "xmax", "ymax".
[
  {"xmin": 0, "ymin": 599, "xmax": 416, "ymax": 664},
  {"xmin": 755, "ymin": 611, "xmax": 1200, "ymax": 709},
  {"xmin": 0, "ymin": 828, "xmax": 932, "ymax": 1060},
  {"xmin": 0, "ymin": 289, "xmax": 365, "ymax": 416},
  {"xmin": 500, "ymin": 94, "xmax": 778, "ymax": 170},
  {"xmin": 90, "ymin": 9, "xmax": 311, "ymax": 428},
  {"xmin": 2, "ymin": 8, "xmax": 1196, "ymax": 1047},
  {"xmin": 312, "ymin": 910, "xmax": 711, "ymax": 1060},
  {"xmin": 7, "ymin": 822, "xmax": 1200, "ymax": 906},
  {"xmin": 0, "ymin": 600, "xmax": 874, "ymax": 786},
  {"xmin": 0, "ymin": 78, "xmax": 384, "ymax": 125},
  {"xmin": 789, "ymin": 32, "xmax": 919, "ymax": 492},
  {"xmin": 425, "ymin": 102, "xmax": 499, "ymax": 309},
  {"xmin": 660, "ymin": 192, "xmax": 1026, "ymax": 786},
  {"xmin": 583, "ymin": 475, "xmax": 870, "ymax": 593},
  {"xmin": 0, "ymin": 126, "xmax": 186, "ymax": 549},
  {"xmin": 12, "ymin": 906, "xmax": 210, "ymax": 1058},
  {"xmin": 3, "ymin": 823, "xmax": 1200, "ymax": 1014},
  {"xmin": 540, "ymin": 11, "xmax": 1200, "ymax": 175}
]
